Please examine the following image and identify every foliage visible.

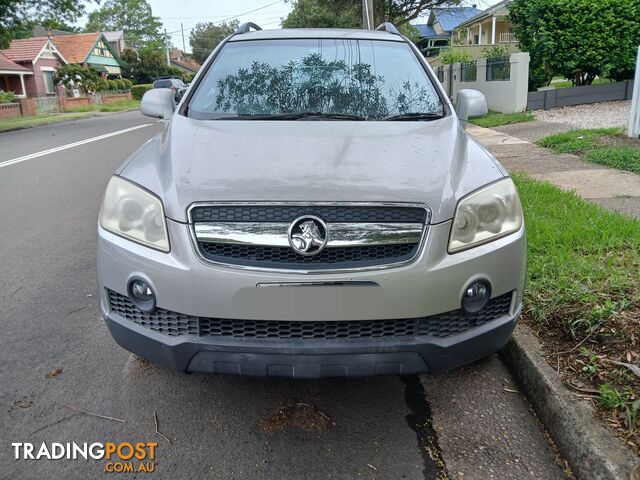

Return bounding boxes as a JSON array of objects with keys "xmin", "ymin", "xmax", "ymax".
[
  {"xmin": 54, "ymin": 64, "xmax": 102, "ymax": 93},
  {"xmin": 509, "ymin": 0, "xmax": 640, "ymax": 86},
  {"xmin": 438, "ymin": 48, "xmax": 472, "ymax": 65},
  {"xmin": 0, "ymin": 0, "xmax": 87, "ymax": 48},
  {"xmin": 94, "ymin": 77, "xmax": 109, "ymax": 92},
  {"xmin": 282, "ymin": 0, "xmax": 461, "ymax": 30},
  {"xmin": 469, "ymin": 110, "xmax": 533, "ymax": 128},
  {"xmin": 213, "ymin": 53, "xmax": 439, "ymax": 119},
  {"xmin": 538, "ymin": 128, "xmax": 640, "ymax": 175},
  {"xmin": 107, "ymin": 79, "xmax": 117, "ymax": 90},
  {"xmin": 130, "ymin": 84, "xmax": 152, "ymax": 100},
  {"xmin": 282, "ymin": 0, "xmax": 360, "ymax": 29},
  {"xmin": 114, "ymin": 79, "xmax": 126, "ymax": 90},
  {"xmin": 121, "ymin": 47, "xmax": 171, "ymax": 84},
  {"xmin": 188, "ymin": 20, "xmax": 239, "ymax": 65},
  {"xmin": 0, "ymin": 90, "xmax": 17, "ymax": 103},
  {"xmin": 481, "ymin": 45, "xmax": 513, "ymax": 60},
  {"xmin": 122, "ymin": 78, "xmax": 133, "ymax": 89},
  {"xmin": 85, "ymin": 0, "xmax": 164, "ymax": 49}
]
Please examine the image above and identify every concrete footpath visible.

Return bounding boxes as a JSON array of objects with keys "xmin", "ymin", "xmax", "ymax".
[{"xmin": 467, "ymin": 123, "xmax": 640, "ymax": 219}]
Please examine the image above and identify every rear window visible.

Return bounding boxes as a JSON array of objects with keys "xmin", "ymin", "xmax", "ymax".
[
  {"xmin": 188, "ymin": 38, "xmax": 443, "ymax": 120},
  {"xmin": 154, "ymin": 80, "xmax": 173, "ymax": 88}
]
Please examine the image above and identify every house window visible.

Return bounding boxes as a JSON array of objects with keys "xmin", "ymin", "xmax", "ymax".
[{"xmin": 43, "ymin": 70, "xmax": 55, "ymax": 94}]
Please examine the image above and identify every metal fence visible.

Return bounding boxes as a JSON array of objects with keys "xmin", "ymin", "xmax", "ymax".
[
  {"xmin": 34, "ymin": 96, "xmax": 59, "ymax": 114},
  {"xmin": 527, "ymin": 80, "xmax": 634, "ymax": 110},
  {"xmin": 461, "ymin": 61, "xmax": 477, "ymax": 82},
  {"xmin": 486, "ymin": 56, "xmax": 511, "ymax": 81}
]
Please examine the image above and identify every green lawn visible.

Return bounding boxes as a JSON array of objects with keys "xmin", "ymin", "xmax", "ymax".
[
  {"xmin": 0, "ymin": 112, "xmax": 96, "ymax": 132},
  {"xmin": 469, "ymin": 110, "xmax": 534, "ymax": 128},
  {"xmin": 63, "ymin": 99, "xmax": 140, "ymax": 113},
  {"xmin": 0, "ymin": 100, "xmax": 140, "ymax": 132},
  {"xmin": 514, "ymin": 174, "xmax": 640, "ymax": 442},
  {"xmin": 551, "ymin": 77, "xmax": 614, "ymax": 89},
  {"xmin": 537, "ymin": 128, "xmax": 640, "ymax": 174}
]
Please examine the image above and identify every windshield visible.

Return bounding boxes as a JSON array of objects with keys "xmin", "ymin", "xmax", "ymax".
[
  {"xmin": 187, "ymin": 39, "xmax": 444, "ymax": 120},
  {"xmin": 154, "ymin": 80, "xmax": 173, "ymax": 88}
]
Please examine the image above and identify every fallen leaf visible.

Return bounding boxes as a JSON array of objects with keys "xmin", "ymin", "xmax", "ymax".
[{"xmin": 45, "ymin": 367, "xmax": 63, "ymax": 378}]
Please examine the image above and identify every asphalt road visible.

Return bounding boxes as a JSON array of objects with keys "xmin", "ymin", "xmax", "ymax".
[{"xmin": 0, "ymin": 111, "xmax": 568, "ymax": 479}]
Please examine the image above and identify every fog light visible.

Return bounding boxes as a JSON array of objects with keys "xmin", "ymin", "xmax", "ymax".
[
  {"xmin": 127, "ymin": 277, "xmax": 156, "ymax": 313},
  {"xmin": 462, "ymin": 280, "xmax": 491, "ymax": 314}
]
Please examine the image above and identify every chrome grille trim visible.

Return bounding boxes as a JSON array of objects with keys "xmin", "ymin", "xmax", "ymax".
[
  {"xmin": 194, "ymin": 222, "xmax": 424, "ymax": 247},
  {"xmin": 187, "ymin": 202, "xmax": 431, "ymax": 273}
]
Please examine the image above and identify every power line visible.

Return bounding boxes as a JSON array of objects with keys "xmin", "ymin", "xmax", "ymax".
[{"xmin": 165, "ymin": 0, "xmax": 285, "ymax": 35}]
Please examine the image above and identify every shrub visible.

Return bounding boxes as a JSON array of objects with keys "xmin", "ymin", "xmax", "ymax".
[
  {"xmin": 95, "ymin": 78, "xmax": 109, "ymax": 92},
  {"xmin": 122, "ymin": 78, "xmax": 133, "ymax": 89},
  {"xmin": 114, "ymin": 79, "xmax": 126, "ymax": 90},
  {"xmin": 439, "ymin": 49, "xmax": 472, "ymax": 65},
  {"xmin": 107, "ymin": 79, "xmax": 118, "ymax": 91},
  {"xmin": 131, "ymin": 83, "xmax": 153, "ymax": 100},
  {"xmin": 0, "ymin": 90, "xmax": 16, "ymax": 103},
  {"xmin": 54, "ymin": 64, "xmax": 101, "ymax": 94}
]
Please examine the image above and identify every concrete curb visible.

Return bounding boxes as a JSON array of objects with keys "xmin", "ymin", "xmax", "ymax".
[{"xmin": 500, "ymin": 325, "xmax": 638, "ymax": 480}]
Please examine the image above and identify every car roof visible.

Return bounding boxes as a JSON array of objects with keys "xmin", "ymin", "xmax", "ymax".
[{"xmin": 227, "ymin": 28, "xmax": 405, "ymax": 42}]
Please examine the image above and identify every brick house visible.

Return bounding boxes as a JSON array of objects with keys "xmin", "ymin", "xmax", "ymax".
[
  {"xmin": 53, "ymin": 33, "xmax": 124, "ymax": 76},
  {"xmin": 0, "ymin": 51, "xmax": 33, "ymax": 97},
  {"xmin": 0, "ymin": 37, "xmax": 67, "ymax": 97}
]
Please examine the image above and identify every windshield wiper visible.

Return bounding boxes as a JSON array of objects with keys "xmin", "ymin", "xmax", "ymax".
[
  {"xmin": 382, "ymin": 112, "xmax": 445, "ymax": 121},
  {"xmin": 213, "ymin": 112, "xmax": 367, "ymax": 121}
]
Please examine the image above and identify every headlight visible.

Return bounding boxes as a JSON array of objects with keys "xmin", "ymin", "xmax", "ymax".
[
  {"xmin": 448, "ymin": 178, "xmax": 523, "ymax": 253},
  {"xmin": 99, "ymin": 176, "xmax": 170, "ymax": 252}
]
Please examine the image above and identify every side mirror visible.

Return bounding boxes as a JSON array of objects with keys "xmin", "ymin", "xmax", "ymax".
[
  {"xmin": 456, "ymin": 89, "xmax": 488, "ymax": 122},
  {"xmin": 141, "ymin": 88, "xmax": 175, "ymax": 119}
]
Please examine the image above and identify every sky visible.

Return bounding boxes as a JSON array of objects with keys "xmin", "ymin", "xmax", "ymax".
[{"xmin": 80, "ymin": 0, "xmax": 503, "ymax": 53}]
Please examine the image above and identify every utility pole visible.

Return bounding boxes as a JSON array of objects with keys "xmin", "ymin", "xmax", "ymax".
[
  {"xmin": 164, "ymin": 28, "xmax": 171, "ymax": 67},
  {"xmin": 362, "ymin": 0, "xmax": 374, "ymax": 29},
  {"xmin": 181, "ymin": 22, "xmax": 186, "ymax": 53}
]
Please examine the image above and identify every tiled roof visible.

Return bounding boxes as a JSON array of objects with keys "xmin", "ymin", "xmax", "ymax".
[
  {"xmin": 53, "ymin": 33, "xmax": 100, "ymax": 64},
  {"xmin": 1, "ymin": 37, "xmax": 48, "ymax": 62},
  {"xmin": 433, "ymin": 7, "xmax": 484, "ymax": 31},
  {"xmin": 0, "ymin": 51, "xmax": 30, "ymax": 72},
  {"xmin": 455, "ymin": 0, "xmax": 512, "ymax": 29}
]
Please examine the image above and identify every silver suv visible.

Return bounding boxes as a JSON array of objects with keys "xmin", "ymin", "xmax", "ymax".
[{"xmin": 97, "ymin": 23, "xmax": 526, "ymax": 378}]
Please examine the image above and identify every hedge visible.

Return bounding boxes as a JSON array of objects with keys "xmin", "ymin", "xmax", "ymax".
[{"xmin": 131, "ymin": 84, "xmax": 153, "ymax": 100}]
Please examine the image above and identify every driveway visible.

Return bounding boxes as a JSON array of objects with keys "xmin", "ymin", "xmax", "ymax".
[{"xmin": 0, "ymin": 111, "xmax": 567, "ymax": 479}]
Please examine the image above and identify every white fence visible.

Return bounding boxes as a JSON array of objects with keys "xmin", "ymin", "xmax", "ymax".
[{"xmin": 435, "ymin": 52, "xmax": 530, "ymax": 113}]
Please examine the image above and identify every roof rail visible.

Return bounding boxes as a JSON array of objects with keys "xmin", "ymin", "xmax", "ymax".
[
  {"xmin": 375, "ymin": 22, "xmax": 400, "ymax": 35},
  {"xmin": 235, "ymin": 22, "xmax": 262, "ymax": 34}
]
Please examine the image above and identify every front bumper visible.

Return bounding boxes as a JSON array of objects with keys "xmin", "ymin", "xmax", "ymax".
[
  {"xmin": 105, "ymin": 303, "xmax": 520, "ymax": 377},
  {"xmin": 98, "ymin": 218, "xmax": 526, "ymax": 377}
]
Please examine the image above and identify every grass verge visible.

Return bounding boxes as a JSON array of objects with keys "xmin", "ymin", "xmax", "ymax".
[
  {"xmin": 469, "ymin": 110, "xmax": 534, "ymax": 128},
  {"xmin": 514, "ymin": 173, "xmax": 640, "ymax": 452},
  {"xmin": 63, "ymin": 99, "xmax": 140, "ymax": 113},
  {"xmin": 538, "ymin": 128, "xmax": 640, "ymax": 174},
  {"xmin": 0, "ymin": 112, "xmax": 96, "ymax": 132}
]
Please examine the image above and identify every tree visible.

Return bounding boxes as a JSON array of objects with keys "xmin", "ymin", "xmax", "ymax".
[
  {"xmin": 282, "ymin": 0, "xmax": 460, "ymax": 30},
  {"xmin": 509, "ymin": 0, "xmax": 640, "ymax": 87},
  {"xmin": 189, "ymin": 20, "xmax": 239, "ymax": 65},
  {"xmin": 120, "ymin": 46, "xmax": 171, "ymax": 83},
  {"xmin": 85, "ymin": 0, "xmax": 164, "ymax": 49},
  {"xmin": 54, "ymin": 64, "xmax": 102, "ymax": 93},
  {"xmin": 0, "ymin": 0, "xmax": 87, "ymax": 48},
  {"xmin": 282, "ymin": 0, "xmax": 360, "ymax": 29}
]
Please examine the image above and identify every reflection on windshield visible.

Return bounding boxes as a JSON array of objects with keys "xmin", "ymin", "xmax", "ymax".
[{"xmin": 189, "ymin": 39, "xmax": 444, "ymax": 120}]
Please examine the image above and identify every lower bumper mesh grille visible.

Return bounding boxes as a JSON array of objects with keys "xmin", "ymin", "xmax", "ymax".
[{"xmin": 107, "ymin": 290, "xmax": 513, "ymax": 340}]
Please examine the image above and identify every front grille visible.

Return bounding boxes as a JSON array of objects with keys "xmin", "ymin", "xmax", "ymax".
[
  {"xmin": 107, "ymin": 290, "xmax": 198, "ymax": 336},
  {"xmin": 107, "ymin": 289, "xmax": 513, "ymax": 340},
  {"xmin": 199, "ymin": 243, "xmax": 417, "ymax": 266},
  {"xmin": 191, "ymin": 204, "xmax": 428, "ymax": 270},
  {"xmin": 191, "ymin": 205, "xmax": 428, "ymax": 223}
]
